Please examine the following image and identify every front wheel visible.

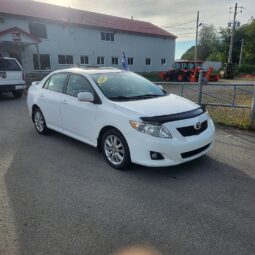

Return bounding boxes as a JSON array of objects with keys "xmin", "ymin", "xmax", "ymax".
[
  {"xmin": 32, "ymin": 108, "xmax": 49, "ymax": 135},
  {"xmin": 102, "ymin": 129, "xmax": 131, "ymax": 170},
  {"xmin": 12, "ymin": 90, "xmax": 23, "ymax": 98}
]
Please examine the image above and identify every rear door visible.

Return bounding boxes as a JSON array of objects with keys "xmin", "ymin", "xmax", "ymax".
[
  {"xmin": 0, "ymin": 58, "xmax": 25, "ymax": 86},
  {"xmin": 38, "ymin": 73, "xmax": 69, "ymax": 130}
]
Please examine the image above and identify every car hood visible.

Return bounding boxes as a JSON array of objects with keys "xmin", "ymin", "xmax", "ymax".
[{"xmin": 113, "ymin": 94, "xmax": 199, "ymax": 117}]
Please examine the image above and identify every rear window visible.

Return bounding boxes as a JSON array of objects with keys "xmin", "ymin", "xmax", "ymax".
[{"xmin": 0, "ymin": 58, "xmax": 22, "ymax": 71}]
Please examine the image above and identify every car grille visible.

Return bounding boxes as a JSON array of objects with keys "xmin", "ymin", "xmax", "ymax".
[
  {"xmin": 177, "ymin": 120, "xmax": 208, "ymax": 137},
  {"xmin": 181, "ymin": 143, "xmax": 211, "ymax": 159}
]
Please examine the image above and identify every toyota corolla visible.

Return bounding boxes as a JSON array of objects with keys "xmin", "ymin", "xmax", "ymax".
[{"xmin": 27, "ymin": 68, "xmax": 215, "ymax": 170}]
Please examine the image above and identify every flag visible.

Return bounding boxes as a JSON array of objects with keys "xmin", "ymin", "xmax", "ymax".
[{"xmin": 122, "ymin": 52, "xmax": 129, "ymax": 70}]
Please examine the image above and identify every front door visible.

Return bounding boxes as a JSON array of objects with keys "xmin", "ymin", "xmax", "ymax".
[
  {"xmin": 9, "ymin": 52, "xmax": 22, "ymax": 66},
  {"xmin": 61, "ymin": 74, "xmax": 97, "ymax": 144}
]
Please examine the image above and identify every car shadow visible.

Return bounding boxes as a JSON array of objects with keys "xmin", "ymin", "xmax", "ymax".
[{"xmin": 4, "ymin": 127, "xmax": 255, "ymax": 255}]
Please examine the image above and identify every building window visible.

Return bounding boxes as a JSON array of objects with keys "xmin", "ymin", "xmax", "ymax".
[
  {"xmin": 161, "ymin": 58, "xmax": 167, "ymax": 65},
  {"xmin": 80, "ymin": 56, "xmax": 89, "ymax": 65},
  {"xmin": 146, "ymin": 58, "xmax": 151, "ymax": 65},
  {"xmin": 101, "ymin": 32, "xmax": 114, "ymax": 41},
  {"xmin": 33, "ymin": 54, "xmax": 51, "ymax": 71},
  {"xmin": 128, "ymin": 58, "xmax": 134, "ymax": 65},
  {"xmin": 112, "ymin": 57, "xmax": 118, "ymax": 65},
  {"xmin": 97, "ymin": 56, "xmax": 105, "ymax": 65},
  {"xmin": 58, "ymin": 55, "xmax": 74, "ymax": 65},
  {"xmin": 29, "ymin": 22, "xmax": 47, "ymax": 39}
]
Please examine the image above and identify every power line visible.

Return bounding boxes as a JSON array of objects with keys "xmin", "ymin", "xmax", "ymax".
[
  {"xmin": 176, "ymin": 31, "xmax": 196, "ymax": 35},
  {"xmin": 162, "ymin": 19, "xmax": 196, "ymax": 28},
  {"xmin": 170, "ymin": 27, "xmax": 196, "ymax": 30}
]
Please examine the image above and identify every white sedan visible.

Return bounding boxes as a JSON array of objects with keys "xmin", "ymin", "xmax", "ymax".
[{"xmin": 27, "ymin": 68, "xmax": 215, "ymax": 170}]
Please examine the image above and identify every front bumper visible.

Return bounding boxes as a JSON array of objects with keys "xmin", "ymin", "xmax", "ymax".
[
  {"xmin": 126, "ymin": 114, "xmax": 215, "ymax": 167},
  {"xmin": 0, "ymin": 84, "xmax": 26, "ymax": 92}
]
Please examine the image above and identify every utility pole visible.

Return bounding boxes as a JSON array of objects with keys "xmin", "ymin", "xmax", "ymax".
[
  {"xmin": 228, "ymin": 3, "xmax": 243, "ymax": 63},
  {"xmin": 195, "ymin": 11, "xmax": 199, "ymax": 63},
  {"xmin": 239, "ymin": 38, "xmax": 244, "ymax": 66}
]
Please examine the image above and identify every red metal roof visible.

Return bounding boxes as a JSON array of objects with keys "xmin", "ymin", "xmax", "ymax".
[{"xmin": 0, "ymin": 0, "xmax": 176, "ymax": 39}]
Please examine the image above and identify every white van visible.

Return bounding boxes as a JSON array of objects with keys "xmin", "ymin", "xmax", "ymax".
[{"xmin": 0, "ymin": 57, "xmax": 26, "ymax": 98}]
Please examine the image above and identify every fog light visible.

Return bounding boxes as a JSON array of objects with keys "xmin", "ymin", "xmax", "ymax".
[{"xmin": 150, "ymin": 151, "xmax": 164, "ymax": 160}]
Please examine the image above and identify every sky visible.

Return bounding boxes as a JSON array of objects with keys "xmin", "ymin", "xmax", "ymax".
[{"xmin": 34, "ymin": 0, "xmax": 255, "ymax": 59}]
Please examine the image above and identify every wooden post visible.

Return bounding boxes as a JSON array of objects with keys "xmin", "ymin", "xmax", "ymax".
[
  {"xmin": 35, "ymin": 43, "xmax": 42, "ymax": 78},
  {"xmin": 198, "ymin": 70, "xmax": 203, "ymax": 105},
  {"xmin": 250, "ymin": 84, "xmax": 255, "ymax": 128}
]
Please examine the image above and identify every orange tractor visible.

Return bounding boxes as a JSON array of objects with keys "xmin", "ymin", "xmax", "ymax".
[{"xmin": 159, "ymin": 61, "xmax": 220, "ymax": 82}]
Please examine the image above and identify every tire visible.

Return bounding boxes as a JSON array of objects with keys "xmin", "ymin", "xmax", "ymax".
[
  {"xmin": 32, "ymin": 108, "xmax": 49, "ymax": 135},
  {"xmin": 12, "ymin": 90, "xmax": 23, "ymax": 98},
  {"xmin": 101, "ymin": 129, "xmax": 131, "ymax": 170},
  {"xmin": 177, "ymin": 71, "xmax": 185, "ymax": 82}
]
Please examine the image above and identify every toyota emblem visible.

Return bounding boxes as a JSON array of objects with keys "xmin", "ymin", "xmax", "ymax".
[{"xmin": 194, "ymin": 122, "xmax": 202, "ymax": 130}]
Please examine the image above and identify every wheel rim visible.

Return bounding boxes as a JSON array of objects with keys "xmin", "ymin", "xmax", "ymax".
[
  {"xmin": 177, "ymin": 74, "xmax": 183, "ymax": 81},
  {"xmin": 104, "ymin": 135, "xmax": 125, "ymax": 165},
  {"xmin": 34, "ymin": 111, "xmax": 44, "ymax": 132}
]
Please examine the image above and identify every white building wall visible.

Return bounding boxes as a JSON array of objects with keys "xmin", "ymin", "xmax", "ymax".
[{"xmin": 0, "ymin": 15, "xmax": 175, "ymax": 73}]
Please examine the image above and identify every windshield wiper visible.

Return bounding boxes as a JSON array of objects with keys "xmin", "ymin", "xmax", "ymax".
[
  {"xmin": 108, "ymin": 94, "xmax": 164, "ymax": 101},
  {"xmin": 128, "ymin": 94, "xmax": 164, "ymax": 99},
  {"xmin": 108, "ymin": 96, "xmax": 134, "ymax": 101}
]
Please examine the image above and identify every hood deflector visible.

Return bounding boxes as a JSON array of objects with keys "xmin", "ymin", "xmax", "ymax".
[{"xmin": 140, "ymin": 107, "xmax": 205, "ymax": 124}]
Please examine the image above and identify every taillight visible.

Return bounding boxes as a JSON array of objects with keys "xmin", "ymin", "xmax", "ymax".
[{"xmin": 22, "ymin": 72, "xmax": 25, "ymax": 81}]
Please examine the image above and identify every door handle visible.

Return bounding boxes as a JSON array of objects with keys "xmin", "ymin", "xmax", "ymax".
[{"xmin": 63, "ymin": 100, "xmax": 68, "ymax": 104}]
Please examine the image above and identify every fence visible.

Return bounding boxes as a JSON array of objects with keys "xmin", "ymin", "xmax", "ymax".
[{"xmin": 157, "ymin": 71, "xmax": 255, "ymax": 128}]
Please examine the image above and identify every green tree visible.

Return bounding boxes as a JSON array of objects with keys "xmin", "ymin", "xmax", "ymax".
[
  {"xmin": 181, "ymin": 20, "xmax": 255, "ymax": 67},
  {"xmin": 243, "ymin": 19, "xmax": 255, "ymax": 64},
  {"xmin": 181, "ymin": 25, "xmax": 217, "ymax": 61}
]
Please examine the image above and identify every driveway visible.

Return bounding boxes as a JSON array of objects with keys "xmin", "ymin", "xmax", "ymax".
[{"xmin": 0, "ymin": 95, "xmax": 255, "ymax": 255}]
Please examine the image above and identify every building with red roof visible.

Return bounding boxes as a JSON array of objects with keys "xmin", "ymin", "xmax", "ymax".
[{"xmin": 0, "ymin": 0, "xmax": 176, "ymax": 74}]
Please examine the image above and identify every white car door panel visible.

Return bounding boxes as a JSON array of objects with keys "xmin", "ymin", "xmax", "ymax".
[
  {"xmin": 60, "ymin": 74, "xmax": 97, "ymax": 143},
  {"xmin": 38, "ymin": 73, "xmax": 68, "ymax": 129}
]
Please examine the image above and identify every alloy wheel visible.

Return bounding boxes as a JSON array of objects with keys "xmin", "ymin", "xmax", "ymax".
[
  {"xmin": 104, "ymin": 135, "xmax": 125, "ymax": 165},
  {"xmin": 34, "ymin": 111, "xmax": 44, "ymax": 132}
]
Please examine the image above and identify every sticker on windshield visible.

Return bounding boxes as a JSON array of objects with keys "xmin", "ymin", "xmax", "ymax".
[{"xmin": 97, "ymin": 76, "xmax": 108, "ymax": 85}]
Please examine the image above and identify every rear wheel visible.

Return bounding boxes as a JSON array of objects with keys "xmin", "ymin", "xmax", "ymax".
[
  {"xmin": 32, "ymin": 108, "xmax": 49, "ymax": 135},
  {"xmin": 101, "ymin": 129, "xmax": 131, "ymax": 170},
  {"xmin": 12, "ymin": 90, "xmax": 23, "ymax": 98},
  {"xmin": 177, "ymin": 71, "xmax": 185, "ymax": 82}
]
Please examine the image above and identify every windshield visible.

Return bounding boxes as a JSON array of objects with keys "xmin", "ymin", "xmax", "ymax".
[
  {"xmin": 0, "ymin": 58, "xmax": 22, "ymax": 71},
  {"xmin": 91, "ymin": 71, "xmax": 165, "ymax": 101}
]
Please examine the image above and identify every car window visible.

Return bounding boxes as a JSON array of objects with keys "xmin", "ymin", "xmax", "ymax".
[
  {"xmin": 0, "ymin": 58, "xmax": 22, "ymax": 71},
  {"xmin": 66, "ymin": 74, "xmax": 94, "ymax": 97},
  {"xmin": 44, "ymin": 73, "xmax": 68, "ymax": 93}
]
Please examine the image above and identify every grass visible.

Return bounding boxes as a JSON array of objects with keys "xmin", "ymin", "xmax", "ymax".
[{"xmin": 162, "ymin": 84, "xmax": 254, "ymax": 130}]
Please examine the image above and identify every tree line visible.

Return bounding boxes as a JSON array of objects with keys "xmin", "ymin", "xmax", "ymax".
[{"xmin": 181, "ymin": 18, "xmax": 255, "ymax": 73}]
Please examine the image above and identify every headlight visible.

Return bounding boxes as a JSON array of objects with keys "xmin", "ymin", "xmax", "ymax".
[{"xmin": 130, "ymin": 121, "xmax": 172, "ymax": 138}]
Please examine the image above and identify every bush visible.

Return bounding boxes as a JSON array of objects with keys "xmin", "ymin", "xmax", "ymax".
[{"xmin": 237, "ymin": 64, "xmax": 255, "ymax": 75}]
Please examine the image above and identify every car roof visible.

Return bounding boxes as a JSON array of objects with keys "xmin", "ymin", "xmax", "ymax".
[{"xmin": 53, "ymin": 67, "xmax": 123, "ymax": 75}]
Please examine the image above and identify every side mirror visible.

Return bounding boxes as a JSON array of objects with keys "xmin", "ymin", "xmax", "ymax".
[
  {"xmin": 158, "ymin": 85, "xmax": 164, "ymax": 91},
  {"xmin": 78, "ymin": 92, "xmax": 94, "ymax": 102},
  {"xmin": 32, "ymin": 81, "xmax": 40, "ymax": 85}
]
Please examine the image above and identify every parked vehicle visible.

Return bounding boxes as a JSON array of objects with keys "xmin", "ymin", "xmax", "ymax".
[
  {"xmin": 0, "ymin": 57, "xmax": 26, "ymax": 98},
  {"xmin": 27, "ymin": 68, "xmax": 215, "ymax": 170},
  {"xmin": 160, "ymin": 61, "xmax": 220, "ymax": 82}
]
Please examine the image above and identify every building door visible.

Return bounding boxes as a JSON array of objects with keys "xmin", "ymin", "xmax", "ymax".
[{"xmin": 9, "ymin": 52, "xmax": 22, "ymax": 66}]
